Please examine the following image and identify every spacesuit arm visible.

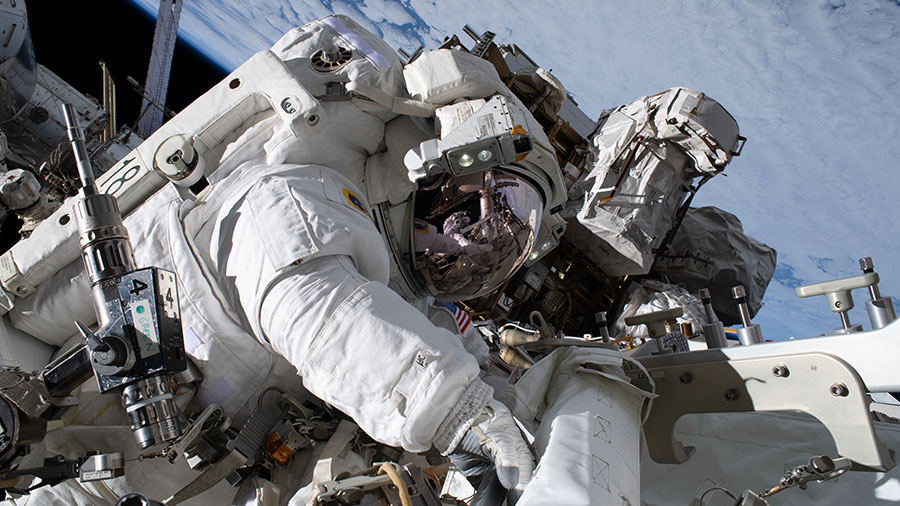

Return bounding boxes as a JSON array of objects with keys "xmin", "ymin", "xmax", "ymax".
[{"xmin": 258, "ymin": 254, "xmax": 491, "ymax": 453}]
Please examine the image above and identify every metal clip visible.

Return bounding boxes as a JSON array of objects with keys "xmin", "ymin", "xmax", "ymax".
[{"xmin": 760, "ymin": 455, "xmax": 851, "ymax": 498}]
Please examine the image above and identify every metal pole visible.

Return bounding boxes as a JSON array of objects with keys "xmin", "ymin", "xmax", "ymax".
[{"xmin": 61, "ymin": 103, "xmax": 95, "ymax": 190}]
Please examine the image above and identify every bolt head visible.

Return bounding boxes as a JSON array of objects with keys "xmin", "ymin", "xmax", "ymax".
[
  {"xmin": 830, "ymin": 382, "xmax": 849, "ymax": 397},
  {"xmin": 772, "ymin": 364, "xmax": 790, "ymax": 377}
]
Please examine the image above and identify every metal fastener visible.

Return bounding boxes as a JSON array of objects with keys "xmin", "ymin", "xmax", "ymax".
[
  {"xmin": 724, "ymin": 388, "xmax": 739, "ymax": 401},
  {"xmin": 830, "ymin": 382, "xmax": 849, "ymax": 397},
  {"xmin": 280, "ymin": 98, "xmax": 297, "ymax": 114},
  {"xmin": 679, "ymin": 372, "xmax": 693, "ymax": 384},
  {"xmin": 772, "ymin": 364, "xmax": 790, "ymax": 377}
]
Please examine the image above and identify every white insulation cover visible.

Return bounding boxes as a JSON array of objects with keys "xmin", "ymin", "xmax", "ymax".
[
  {"xmin": 641, "ymin": 411, "xmax": 900, "ymax": 505},
  {"xmin": 613, "ymin": 279, "xmax": 708, "ymax": 340},
  {"xmin": 508, "ymin": 347, "xmax": 655, "ymax": 506},
  {"xmin": 653, "ymin": 206, "xmax": 776, "ymax": 325},
  {"xmin": 571, "ymin": 88, "xmax": 741, "ymax": 276},
  {"xmin": 402, "ymin": 49, "xmax": 510, "ymax": 105}
]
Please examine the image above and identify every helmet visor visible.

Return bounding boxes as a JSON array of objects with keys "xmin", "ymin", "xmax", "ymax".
[{"xmin": 413, "ymin": 168, "xmax": 543, "ymax": 300}]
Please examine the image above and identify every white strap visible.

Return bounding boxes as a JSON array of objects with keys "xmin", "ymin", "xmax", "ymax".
[{"xmin": 346, "ymin": 81, "xmax": 437, "ymax": 117}]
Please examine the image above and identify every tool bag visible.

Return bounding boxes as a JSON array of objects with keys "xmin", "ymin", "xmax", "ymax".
[{"xmin": 573, "ymin": 88, "xmax": 745, "ymax": 276}]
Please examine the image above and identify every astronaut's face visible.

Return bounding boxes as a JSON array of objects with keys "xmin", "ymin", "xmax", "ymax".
[{"xmin": 412, "ymin": 167, "xmax": 543, "ymax": 301}]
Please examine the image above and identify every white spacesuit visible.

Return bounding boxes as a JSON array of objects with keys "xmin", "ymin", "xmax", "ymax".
[{"xmin": 5, "ymin": 15, "xmax": 579, "ymax": 506}]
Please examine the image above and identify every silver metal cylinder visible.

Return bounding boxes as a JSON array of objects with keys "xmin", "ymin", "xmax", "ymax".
[
  {"xmin": 75, "ymin": 192, "xmax": 136, "ymax": 281},
  {"xmin": 596, "ymin": 311, "xmax": 611, "ymax": 343},
  {"xmin": 838, "ymin": 311, "xmax": 852, "ymax": 330},
  {"xmin": 66, "ymin": 101, "xmax": 136, "ymax": 289},
  {"xmin": 736, "ymin": 324, "xmax": 764, "ymax": 346},
  {"xmin": 860, "ymin": 257, "xmax": 883, "ymax": 300},
  {"xmin": 702, "ymin": 322, "xmax": 728, "ymax": 349},
  {"xmin": 866, "ymin": 298, "xmax": 897, "ymax": 330},
  {"xmin": 62, "ymin": 103, "xmax": 95, "ymax": 187},
  {"xmin": 122, "ymin": 375, "xmax": 182, "ymax": 449},
  {"xmin": 732, "ymin": 285, "xmax": 755, "ymax": 328},
  {"xmin": 699, "ymin": 288, "xmax": 718, "ymax": 322}
]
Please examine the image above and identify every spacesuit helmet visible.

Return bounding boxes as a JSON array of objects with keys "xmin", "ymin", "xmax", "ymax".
[
  {"xmin": 412, "ymin": 168, "xmax": 543, "ymax": 300},
  {"xmin": 404, "ymin": 94, "xmax": 565, "ymax": 301}
]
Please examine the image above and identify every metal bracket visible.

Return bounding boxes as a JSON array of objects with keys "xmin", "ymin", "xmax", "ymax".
[{"xmin": 632, "ymin": 351, "xmax": 895, "ymax": 471}]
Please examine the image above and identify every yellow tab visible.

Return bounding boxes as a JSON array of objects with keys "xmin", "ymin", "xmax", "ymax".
[{"xmin": 510, "ymin": 124, "xmax": 529, "ymax": 136}]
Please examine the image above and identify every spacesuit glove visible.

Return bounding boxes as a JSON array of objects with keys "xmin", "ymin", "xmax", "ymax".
[{"xmin": 454, "ymin": 400, "xmax": 535, "ymax": 495}]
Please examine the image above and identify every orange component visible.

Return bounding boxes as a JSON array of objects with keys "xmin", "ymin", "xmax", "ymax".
[
  {"xmin": 265, "ymin": 432, "xmax": 295, "ymax": 465},
  {"xmin": 510, "ymin": 125, "xmax": 529, "ymax": 136}
]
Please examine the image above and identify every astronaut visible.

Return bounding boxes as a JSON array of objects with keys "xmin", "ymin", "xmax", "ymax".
[{"xmin": 5, "ymin": 15, "xmax": 573, "ymax": 506}]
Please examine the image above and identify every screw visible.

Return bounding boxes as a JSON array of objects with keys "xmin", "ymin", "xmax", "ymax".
[
  {"xmin": 281, "ymin": 98, "xmax": 297, "ymax": 114},
  {"xmin": 306, "ymin": 114, "xmax": 319, "ymax": 126},
  {"xmin": 772, "ymin": 364, "xmax": 790, "ymax": 377},
  {"xmin": 724, "ymin": 388, "xmax": 739, "ymax": 401},
  {"xmin": 679, "ymin": 372, "xmax": 693, "ymax": 384},
  {"xmin": 16, "ymin": 286, "xmax": 26, "ymax": 295},
  {"xmin": 830, "ymin": 382, "xmax": 849, "ymax": 397}
]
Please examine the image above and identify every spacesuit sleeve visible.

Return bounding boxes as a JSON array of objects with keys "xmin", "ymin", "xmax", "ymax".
[{"xmin": 258, "ymin": 255, "xmax": 491, "ymax": 452}]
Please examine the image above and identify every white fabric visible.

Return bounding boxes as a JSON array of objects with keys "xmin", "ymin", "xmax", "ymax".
[
  {"xmin": 364, "ymin": 116, "xmax": 429, "ymax": 207},
  {"xmin": 8, "ymin": 258, "xmax": 94, "ymax": 346},
  {"xmin": 467, "ymin": 399, "xmax": 535, "ymax": 495},
  {"xmin": 417, "ymin": 297, "xmax": 490, "ymax": 367},
  {"xmin": 509, "ymin": 347, "xmax": 654, "ymax": 506},
  {"xmin": 569, "ymin": 88, "xmax": 741, "ymax": 276},
  {"xmin": 641, "ymin": 411, "xmax": 900, "ymax": 505},
  {"xmin": 258, "ymin": 254, "xmax": 483, "ymax": 451},
  {"xmin": 269, "ymin": 15, "xmax": 406, "ymax": 123},
  {"xmin": 403, "ymin": 49, "xmax": 510, "ymax": 105}
]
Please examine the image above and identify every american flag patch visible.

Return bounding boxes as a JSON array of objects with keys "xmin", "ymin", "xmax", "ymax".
[{"xmin": 432, "ymin": 300, "xmax": 471, "ymax": 334}]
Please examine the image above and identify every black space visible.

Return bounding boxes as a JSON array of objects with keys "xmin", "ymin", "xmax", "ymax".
[{"xmin": 23, "ymin": 0, "xmax": 229, "ymax": 129}]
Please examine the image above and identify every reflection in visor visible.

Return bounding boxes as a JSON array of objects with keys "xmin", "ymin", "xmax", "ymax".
[{"xmin": 413, "ymin": 169, "xmax": 543, "ymax": 301}]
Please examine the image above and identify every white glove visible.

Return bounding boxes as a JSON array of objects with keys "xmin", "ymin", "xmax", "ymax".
[{"xmin": 455, "ymin": 399, "xmax": 535, "ymax": 495}]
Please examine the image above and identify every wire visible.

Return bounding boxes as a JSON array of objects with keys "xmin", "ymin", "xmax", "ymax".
[
  {"xmin": 699, "ymin": 486, "xmax": 737, "ymax": 505},
  {"xmin": 378, "ymin": 462, "xmax": 413, "ymax": 506},
  {"xmin": 499, "ymin": 322, "xmax": 539, "ymax": 335}
]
